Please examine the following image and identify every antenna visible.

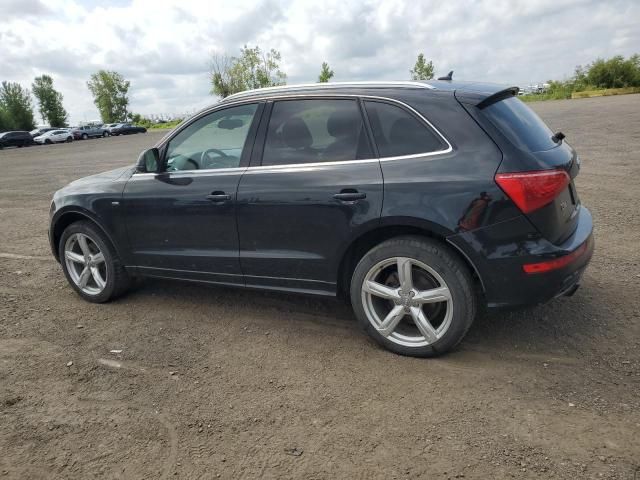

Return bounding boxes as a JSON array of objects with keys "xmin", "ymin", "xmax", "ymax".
[{"xmin": 438, "ymin": 71, "xmax": 453, "ymax": 81}]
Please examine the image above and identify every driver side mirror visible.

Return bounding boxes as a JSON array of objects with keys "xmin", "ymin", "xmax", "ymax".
[{"xmin": 136, "ymin": 148, "xmax": 160, "ymax": 173}]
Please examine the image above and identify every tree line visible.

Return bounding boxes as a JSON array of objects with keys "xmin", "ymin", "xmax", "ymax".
[
  {"xmin": 539, "ymin": 54, "xmax": 640, "ymax": 100},
  {"xmin": 1, "ymin": 49, "xmax": 637, "ymax": 132}
]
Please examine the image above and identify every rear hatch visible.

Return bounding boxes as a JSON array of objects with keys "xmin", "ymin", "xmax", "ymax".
[{"xmin": 460, "ymin": 91, "xmax": 581, "ymax": 244}]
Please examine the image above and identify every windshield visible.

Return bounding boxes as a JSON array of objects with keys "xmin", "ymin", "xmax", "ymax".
[{"xmin": 482, "ymin": 96, "xmax": 557, "ymax": 152}]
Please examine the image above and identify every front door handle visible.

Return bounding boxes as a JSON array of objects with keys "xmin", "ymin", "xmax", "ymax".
[
  {"xmin": 333, "ymin": 191, "xmax": 366, "ymax": 202},
  {"xmin": 206, "ymin": 192, "xmax": 231, "ymax": 202}
]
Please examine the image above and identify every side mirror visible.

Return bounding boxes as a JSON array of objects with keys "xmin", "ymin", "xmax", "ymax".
[{"xmin": 136, "ymin": 148, "xmax": 160, "ymax": 173}]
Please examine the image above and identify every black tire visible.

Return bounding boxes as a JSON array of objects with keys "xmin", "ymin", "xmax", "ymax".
[
  {"xmin": 81, "ymin": 133, "xmax": 88, "ymax": 140},
  {"xmin": 45, "ymin": 139, "xmax": 52, "ymax": 144},
  {"xmin": 350, "ymin": 236, "xmax": 476, "ymax": 357},
  {"xmin": 103, "ymin": 131, "xmax": 109, "ymax": 137},
  {"xmin": 66, "ymin": 137, "xmax": 72, "ymax": 143},
  {"xmin": 58, "ymin": 221, "xmax": 130, "ymax": 303}
]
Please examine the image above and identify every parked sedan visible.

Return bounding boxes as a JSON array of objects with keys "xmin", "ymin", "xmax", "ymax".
[
  {"xmin": 34, "ymin": 129, "xmax": 73, "ymax": 144},
  {"xmin": 30, "ymin": 127, "xmax": 56, "ymax": 138},
  {"xmin": 0, "ymin": 130, "xmax": 34, "ymax": 149},
  {"xmin": 110, "ymin": 123, "xmax": 147, "ymax": 136}
]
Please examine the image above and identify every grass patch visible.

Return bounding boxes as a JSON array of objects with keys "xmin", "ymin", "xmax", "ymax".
[{"xmin": 571, "ymin": 87, "xmax": 640, "ymax": 98}]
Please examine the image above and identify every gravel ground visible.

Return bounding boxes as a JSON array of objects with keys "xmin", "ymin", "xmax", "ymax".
[{"xmin": 0, "ymin": 95, "xmax": 639, "ymax": 479}]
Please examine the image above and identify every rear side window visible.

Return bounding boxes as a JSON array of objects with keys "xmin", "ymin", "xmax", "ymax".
[
  {"xmin": 262, "ymin": 99, "xmax": 372, "ymax": 166},
  {"xmin": 482, "ymin": 96, "xmax": 556, "ymax": 152},
  {"xmin": 364, "ymin": 101, "xmax": 447, "ymax": 158}
]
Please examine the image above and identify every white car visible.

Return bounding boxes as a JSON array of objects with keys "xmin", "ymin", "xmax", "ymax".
[{"xmin": 34, "ymin": 129, "xmax": 73, "ymax": 145}]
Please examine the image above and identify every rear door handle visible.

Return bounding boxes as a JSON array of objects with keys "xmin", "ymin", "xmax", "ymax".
[
  {"xmin": 206, "ymin": 192, "xmax": 231, "ymax": 202},
  {"xmin": 333, "ymin": 191, "xmax": 366, "ymax": 202}
]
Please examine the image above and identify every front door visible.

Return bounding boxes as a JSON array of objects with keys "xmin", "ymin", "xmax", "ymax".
[
  {"xmin": 236, "ymin": 98, "xmax": 383, "ymax": 295},
  {"xmin": 122, "ymin": 102, "xmax": 261, "ymax": 285}
]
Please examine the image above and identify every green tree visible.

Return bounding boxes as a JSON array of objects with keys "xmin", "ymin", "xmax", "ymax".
[
  {"xmin": 87, "ymin": 70, "xmax": 130, "ymax": 123},
  {"xmin": 587, "ymin": 54, "xmax": 640, "ymax": 88},
  {"xmin": 0, "ymin": 81, "xmax": 36, "ymax": 131},
  {"xmin": 31, "ymin": 75, "xmax": 68, "ymax": 127},
  {"xmin": 410, "ymin": 53, "xmax": 435, "ymax": 81},
  {"xmin": 210, "ymin": 45, "xmax": 287, "ymax": 98},
  {"xmin": 318, "ymin": 62, "xmax": 334, "ymax": 83}
]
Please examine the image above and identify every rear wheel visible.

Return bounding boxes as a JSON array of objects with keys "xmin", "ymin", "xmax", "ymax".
[
  {"xmin": 81, "ymin": 133, "xmax": 88, "ymax": 140},
  {"xmin": 66, "ymin": 136, "xmax": 72, "ymax": 143},
  {"xmin": 103, "ymin": 131, "xmax": 109, "ymax": 137},
  {"xmin": 59, "ymin": 221, "xmax": 130, "ymax": 303},
  {"xmin": 350, "ymin": 236, "xmax": 476, "ymax": 357}
]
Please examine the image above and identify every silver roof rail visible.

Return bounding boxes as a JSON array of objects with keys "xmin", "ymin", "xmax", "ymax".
[{"xmin": 223, "ymin": 81, "xmax": 435, "ymax": 101}]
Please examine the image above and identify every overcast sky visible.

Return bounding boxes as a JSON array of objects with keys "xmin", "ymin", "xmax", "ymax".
[{"xmin": 1, "ymin": 0, "xmax": 638, "ymax": 124}]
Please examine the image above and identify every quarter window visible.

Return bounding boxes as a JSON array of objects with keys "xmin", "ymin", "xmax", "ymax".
[
  {"xmin": 364, "ymin": 101, "xmax": 446, "ymax": 158},
  {"xmin": 165, "ymin": 103, "xmax": 258, "ymax": 171},
  {"xmin": 262, "ymin": 99, "xmax": 371, "ymax": 166}
]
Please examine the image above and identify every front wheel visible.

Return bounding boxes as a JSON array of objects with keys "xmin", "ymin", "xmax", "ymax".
[
  {"xmin": 66, "ymin": 137, "xmax": 72, "ymax": 143},
  {"xmin": 350, "ymin": 236, "xmax": 476, "ymax": 357},
  {"xmin": 59, "ymin": 221, "xmax": 130, "ymax": 303},
  {"xmin": 81, "ymin": 133, "xmax": 88, "ymax": 140},
  {"xmin": 103, "ymin": 131, "xmax": 109, "ymax": 137}
]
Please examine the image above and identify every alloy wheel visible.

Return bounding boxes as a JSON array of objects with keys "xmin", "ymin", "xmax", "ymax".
[
  {"xmin": 361, "ymin": 257, "xmax": 453, "ymax": 347},
  {"xmin": 64, "ymin": 233, "xmax": 107, "ymax": 295}
]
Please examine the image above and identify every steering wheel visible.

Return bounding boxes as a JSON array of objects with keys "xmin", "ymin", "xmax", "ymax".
[{"xmin": 201, "ymin": 148, "xmax": 230, "ymax": 168}]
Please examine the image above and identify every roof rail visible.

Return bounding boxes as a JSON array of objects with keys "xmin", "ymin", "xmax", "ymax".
[{"xmin": 222, "ymin": 81, "xmax": 435, "ymax": 101}]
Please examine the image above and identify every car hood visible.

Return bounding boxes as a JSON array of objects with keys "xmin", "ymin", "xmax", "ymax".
[{"xmin": 61, "ymin": 166, "xmax": 134, "ymax": 193}]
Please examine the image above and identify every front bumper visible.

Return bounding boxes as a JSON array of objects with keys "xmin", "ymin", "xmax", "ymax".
[{"xmin": 448, "ymin": 206, "xmax": 594, "ymax": 308}]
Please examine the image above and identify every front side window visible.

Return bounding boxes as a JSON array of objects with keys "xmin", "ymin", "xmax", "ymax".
[
  {"xmin": 262, "ymin": 99, "xmax": 371, "ymax": 166},
  {"xmin": 165, "ymin": 103, "xmax": 258, "ymax": 171},
  {"xmin": 364, "ymin": 101, "xmax": 447, "ymax": 158}
]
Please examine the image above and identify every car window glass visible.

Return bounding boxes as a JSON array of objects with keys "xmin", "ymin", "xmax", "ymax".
[
  {"xmin": 364, "ymin": 101, "xmax": 446, "ymax": 158},
  {"xmin": 482, "ymin": 96, "xmax": 556, "ymax": 152},
  {"xmin": 165, "ymin": 103, "xmax": 258, "ymax": 172},
  {"xmin": 262, "ymin": 99, "xmax": 371, "ymax": 166}
]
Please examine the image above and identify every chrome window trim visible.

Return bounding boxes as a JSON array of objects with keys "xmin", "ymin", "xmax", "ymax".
[
  {"xmin": 223, "ymin": 81, "xmax": 435, "ymax": 101},
  {"xmin": 136, "ymin": 94, "xmax": 453, "ymax": 177}
]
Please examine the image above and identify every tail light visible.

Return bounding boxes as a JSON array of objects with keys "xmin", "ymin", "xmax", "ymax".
[
  {"xmin": 522, "ymin": 241, "xmax": 588, "ymax": 274},
  {"xmin": 495, "ymin": 169, "xmax": 570, "ymax": 214}
]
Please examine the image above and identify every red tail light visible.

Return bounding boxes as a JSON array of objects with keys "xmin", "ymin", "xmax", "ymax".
[
  {"xmin": 522, "ymin": 241, "xmax": 588, "ymax": 274},
  {"xmin": 495, "ymin": 169, "xmax": 570, "ymax": 214}
]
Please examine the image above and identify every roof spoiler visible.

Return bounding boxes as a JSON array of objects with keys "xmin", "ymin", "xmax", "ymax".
[
  {"xmin": 476, "ymin": 87, "xmax": 519, "ymax": 109},
  {"xmin": 455, "ymin": 86, "xmax": 519, "ymax": 108}
]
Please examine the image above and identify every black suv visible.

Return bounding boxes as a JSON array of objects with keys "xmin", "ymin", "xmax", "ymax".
[
  {"xmin": 0, "ymin": 130, "xmax": 34, "ymax": 149},
  {"xmin": 49, "ymin": 81, "xmax": 593, "ymax": 357}
]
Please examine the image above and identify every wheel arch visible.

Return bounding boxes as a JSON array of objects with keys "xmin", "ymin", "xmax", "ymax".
[
  {"xmin": 50, "ymin": 208, "xmax": 121, "ymax": 262},
  {"xmin": 336, "ymin": 220, "xmax": 485, "ymax": 298}
]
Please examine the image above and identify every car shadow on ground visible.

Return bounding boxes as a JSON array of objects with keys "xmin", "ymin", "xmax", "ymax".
[{"xmin": 122, "ymin": 276, "xmax": 603, "ymax": 360}]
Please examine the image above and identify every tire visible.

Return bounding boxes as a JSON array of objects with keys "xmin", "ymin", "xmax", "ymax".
[
  {"xmin": 58, "ymin": 221, "xmax": 130, "ymax": 303},
  {"xmin": 66, "ymin": 137, "xmax": 72, "ymax": 143},
  {"xmin": 81, "ymin": 133, "xmax": 88, "ymax": 140},
  {"xmin": 103, "ymin": 131, "xmax": 109, "ymax": 137},
  {"xmin": 350, "ymin": 236, "xmax": 476, "ymax": 357},
  {"xmin": 45, "ymin": 139, "xmax": 52, "ymax": 144}
]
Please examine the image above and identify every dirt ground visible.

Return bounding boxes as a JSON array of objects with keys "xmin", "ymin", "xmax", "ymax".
[{"xmin": 0, "ymin": 95, "xmax": 638, "ymax": 479}]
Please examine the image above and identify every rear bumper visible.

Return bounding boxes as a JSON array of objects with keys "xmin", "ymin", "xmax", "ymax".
[{"xmin": 448, "ymin": 206, "xmax": 594, "ymax": 308}]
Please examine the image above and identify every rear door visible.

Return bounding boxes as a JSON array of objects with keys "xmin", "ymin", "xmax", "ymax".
[
  {"xmin": 122, "ymin": 103, "xmax": 262, "ymax": 284},
  {"xmin": 236, "ymin": 97, "xmax": 383, "ymax": 295}
]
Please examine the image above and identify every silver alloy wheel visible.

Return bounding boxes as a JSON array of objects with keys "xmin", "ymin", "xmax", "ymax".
[
  {"xmin": 64, "ymin": 233, "xmax": 107, "ymax": 295},
  {"xmin": 361, "ymin": 257, "xmax": 453, "ymax": 347}
]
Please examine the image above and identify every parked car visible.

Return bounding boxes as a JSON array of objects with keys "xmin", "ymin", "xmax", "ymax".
[
  {"xmin": 34, "ymin": 129, "xmax": 73, "ymax": 144},
  {"xmin": 48, "ymin": 81, "xmax": 594, "ymax": 357},
  {"xmin": 110, "ymin": 123, "xmax": 147, "ymax": 136},
  {"xmin": 30, "ymin": 127, "xmax": 56, "ymax": 138},
  {"xmin": 0, "ymin": 130, "xmax": 34, "ymax": 149},
  {"xmin": 103, "ymin": 123, "xmax": 119, "ymax": 133},
  {"xmin": 72, "ymin": 124, "xmax": 108, "ymax": 140}
]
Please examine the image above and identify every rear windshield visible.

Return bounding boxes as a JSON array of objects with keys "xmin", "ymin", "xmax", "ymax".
[{"xmin": 482, "ymin": 96, "xmax": 556, "ymax": 152}]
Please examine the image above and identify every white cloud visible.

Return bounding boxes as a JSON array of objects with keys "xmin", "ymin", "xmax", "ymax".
[{"xmin": 1, "ymin": 0, "xmax": 638, "ymax": 124}]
